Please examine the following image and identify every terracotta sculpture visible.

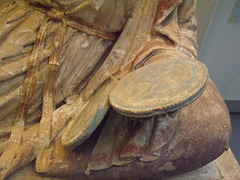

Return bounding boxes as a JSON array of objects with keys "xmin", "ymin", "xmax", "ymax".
[{"xmin": 0, "ymin": 0, "xmax": 231, "ymax": 179}]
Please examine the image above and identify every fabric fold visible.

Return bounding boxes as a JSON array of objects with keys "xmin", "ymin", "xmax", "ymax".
[
  {"xmin": 86, "ymin": 111, "xmax": 137, "ymax": 173},
  {"xmin": 120, "ymin": 117, "xmax": 154, "ymax": 158}
]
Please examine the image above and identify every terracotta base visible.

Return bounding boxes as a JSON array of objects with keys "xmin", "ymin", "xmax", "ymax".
[{"xmin": 7, "ymin": 149, "xmax": 240, "ymax": 180}]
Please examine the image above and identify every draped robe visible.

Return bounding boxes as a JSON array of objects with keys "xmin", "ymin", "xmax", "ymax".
[{"xmin": 0, "ymin": 0, "xmax": 231, "ymax": 179}]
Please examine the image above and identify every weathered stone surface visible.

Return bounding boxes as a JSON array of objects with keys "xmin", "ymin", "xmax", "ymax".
[{"xmin": 215, "ymin": 149, "xmax": 240, "ymax": 179}]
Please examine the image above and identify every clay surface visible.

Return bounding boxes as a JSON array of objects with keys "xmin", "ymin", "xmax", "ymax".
[
  {"xmin": 110, "ymin": 58, "xmax": 208, "ymax": 117},
  {"xmin": 0, "ymin": 0, "xmax": 231, "ymax": 179}
]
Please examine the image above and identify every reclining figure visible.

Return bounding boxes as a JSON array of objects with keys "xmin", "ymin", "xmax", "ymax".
[{"xmin": 0, "ymin": 0, "xmax": 231, "ymax": 179}]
